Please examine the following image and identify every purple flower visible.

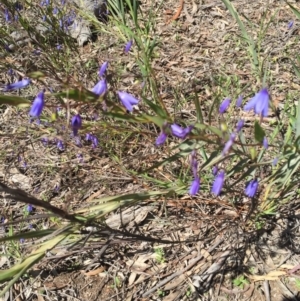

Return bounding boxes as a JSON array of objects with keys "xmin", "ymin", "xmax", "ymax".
[
  {"xmin": 7, "ymin": 68, "xmax": 14, "ymax": 76},
  {"xmin": 244, "ymin": 88, "xmax": 269, "ymax": 117},
  {"xmin": 4, "ymin": 9, "xmax": 11, "ymax": 23},
  {"xmin": 211, "ymin": 171, "xmax": 225, "ymax": 196},
  {"xmin": 124, "ymin": 40, "xmax": 133, "ymax": 53},
  {"xmin": 77, "ymin": 153, "xmax": 83, "ymax": 163},
  {"xmin": 245, "ymin": 179, "xmax": 258, "ymax": 198},
  {"xmin": 92, "ymin": 79, "xmax": 107, "ymax": 96},
  {"xmin": 99, "ymin": 61, "xmax": 108, "ymax": 77},
  {"xmin": 53, "ymin": 7, "xmax": 58, "ymax": 14},
  {"xmin": 117, "ymin": 91, "xmax": 140, "ymax": 112},
  {"xmin": 236, "ymin": 95, "xmax": 243, "ymax": 108},
  {"xmin": 288, "ymin": 20, "xmax": 294, "ymax": 30},
  {"xmin": 20, "ymin": 238, "xmax": 25, "ymax": 244},
  {"xmin": 236, "ymin": 120, "xmax": 244, "ymax": 132},
  {"xmin": 92, "ymin": 136, "xmax": 99, "ymax": 147},
  {"xmin": 156, "ymin": 131, "xmax": 168, "ymax": 146},
  {"xmin": 41, "ymin": 137, "xmax": 48, "ymax": 146},
  {"xmin": 4, "ymin": 78, "xmax": 30, "ymax": 91},
  {"xmin": 33, "ymin": 49, "xmax": 41, "ymax": 55},
  {"xmin": 219, "ymin": 98, "xmax": 231, "ymax": 114},
  {"xmin": 222, "ymin": 133, "xmax": 236, "ymax": 156},
  {"xmin": 56, "ymin": 44, "xmax": 63, "ymax": 50},
  {"xmin": 171, "ymin": 124, "xmax": 193, "ymax": 139},
  {"xmin": 263, "ymin": 137, "xmax": 268, "ymax": 149},
  {"xmin": 57, "ymin": 140, "xmax": 64, "ymax": 151},
  {"xmin": 29, "ymin": 91, "xmax": 45, "ymax": 117},
  {"xmin": 189, "ymin": 177, "xmax": 200, "ymax": 196},
  {"xmin": 272, "ymin": 157, "xmax": 278, "ymax": 166},
  {"xmin": 212, "ymin": 166, "xmax": 218, "ymax": 176},
  {"xmin": 85, "ymin": 133, "xmax": 92, "ymax": 141},
  {"xmin": 71, "ymin": 114, "xmax": 82, "ymax": 136},
  {"xmin": 27, "ymin": 204, "xmax": 33, "ymax": 212},
  {"xmin": 15, "ymin": 2, "xmax": 23, "ymax": 11},
  {"xmin": 54, "ymin": 184, "xmax": 60, "ymax": 192}
]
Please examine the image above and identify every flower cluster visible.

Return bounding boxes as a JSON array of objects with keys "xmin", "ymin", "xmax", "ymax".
[
  {"xmin": 185, "ymin": 88, "xmax": 270, "ymax": 197},
  {"xmin": 156, "ymin": 123, "xmax": 193, "ymax": 146}
]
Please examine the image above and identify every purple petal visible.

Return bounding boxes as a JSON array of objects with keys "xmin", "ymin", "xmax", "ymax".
[
  {"xmin": 189, "ymin": 177, "xmax": 200, "ymax": 196},
  {"xmin": 117, "ymin": 91, "xmax": 139, "ymax": 112},
  {"xmin": 29, "ymin": 91, "xmax": 45, "ymax": 117},
  {"xmin": 245, "ymin": 179, "xmax": 258, "ymax": 198},
  {"xmin": 92, "ymin": 79, "xmax": 107, "ymax": 96},
  {"xmin": 4, "ymin": 78, "xmax": 30, "ymax": 91},
  {"xmin": 156, "ymin": 132, "xmax": 167, "ymax": 146},
  {"xmin": 236, "ymin": 120, "xmax": 244, "ymax": 132},
  {"xmin": 99, "ymin": 61, "xmax": 108, "ymax": 77},
  {"xmin": 219, "ymin": 98, "xmax": 231, "ymax": 114},
  {"xmin": 171, "ymin": 124, "xmax": 193, "ymax": 139},
  {"xmin": 124, "ymin": 40, "xmax": 133, "ymax": 53},
  {"xmin": 71, "ymin": 114, "xmax": 82, "ymax": 136},
  {"xmin": 236, "ymin": 95, "xmax": 243, "ymax": 108},
  {"xmin": 211, "ymin": 171, "xmax": 225, "ymax": 196},
  {"xmin": 244, "ymin": 88, "xmax": 269, "ymax": 117},
  {"xmin": 263, "ymin": 137, "xmax": 268, "ymax": 149},
  {"xmin": 222, "ymin": 133, "xmax": 236, "ymax": 156},
  {"xmin": 212, "ymin": 166, "xmax": 218, "ymax": 176}
]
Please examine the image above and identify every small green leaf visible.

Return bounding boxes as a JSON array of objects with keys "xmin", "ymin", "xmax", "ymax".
[
  {"xmin": 0, "ymin": 95, "xmax": 30, "ymax": 107},
  {"xmin": 254, "ymin": 121, "xmax": 265, "ymax": 143},
  {"xmin": 55, "ymin": 88, "xmax": 99, "ymax": 103},
  {"xmin": 29, "ymin": 71, "xmax": 45, "ymax": 79}
]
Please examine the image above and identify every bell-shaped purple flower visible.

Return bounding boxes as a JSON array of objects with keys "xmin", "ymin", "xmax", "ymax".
[
  {"xmin": 263, "ymin": 137, "xmax": 268, "ymax": 149},
  {"xmin": 156, "ymin": 131, "xmax": 167, "ymax": 146},
  {"xmin": 222, "ymin": 133, "xmax": 236, "ymax": 156},
  {"xmin": 219, "ymin": 98, "xmax": 230, "ymax": 114},
  {"xmin": 4, "ymin": 78, "xmax": 30, "ymax": 91},
  {"xmin": 27, "ymin": 204, "xmax": 33, "ymax": 212},
  {"xmin": 212, "ymin": 166, "xmax": 218, "ymax": 176},
  {"xmin": 189, "ymin": 177, "xmax": 200, "ymax": 196},
  {"xmin": 236, "ymin": 120, "xmax": 244, "ymax": 132},
  {"xmin": 171, "ymin": 124, "xmax": 193, "ymax": 139},
  {"xmin": 4, "ymin": 9, "xmax": 11, "ymax": 23},
  {"xmin": 117, "ymin": 91, "xmax": 140, "ymax": 112},
  {"xmin": 99, "ymin": 61, "xmax": 108, "ymax": 77},
  {"xmin": 288, "ymin": 20, "xmax": 294, "ymax": 30},
  {"xmin": 272, "ymin": 157, "xmax": 278, "ymax": 166},
  {"xmin": 211, "ymin": 171, "xmax": 225, "ymax": 196},
  {"xmin": 92, "ymin": 136, "xmax": 99, "ymax": 147},
  {"xmin": 124, "ymin": 40, "xmax": 133, "ymax": 53},
  {"xmin": 29, "ymin": 91, "xmax": 45, "ymax": 117},
  {"xmin": 71, "ymin": 114, "xmax": 82, "ymax": 136},
  {"xmin": 85, "ymin": 133, "xmax": 92, "ymax": 141},
  {"xmin": 244, "ymin": 88, "xmax": 269, "ymax": 117},
  {"xmin": 57, "ymin": 140, "xmax": 64, "ymax": 151},
  {"xmin": 245, "ymin": 179, "xmax": 258, "ymax": 198},
  {"xmin": 92, "ymin": 79, "xmax": 107, "ymax": 96},
  {"xmin": 236, "ymin": 95, "xmax": 243, "ymax": 108}
]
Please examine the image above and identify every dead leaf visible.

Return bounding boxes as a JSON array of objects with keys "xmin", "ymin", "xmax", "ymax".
[
  {"xmin": 248, "ymin": 270, "xmax": 286, "ymax": 281},
  {"xmin": 164, "ymin": 274, "xmax": 186, "ymax": 290},
  {"xmin": 82, "ymin": 266, "xmax": 105, "ymax": 276}
]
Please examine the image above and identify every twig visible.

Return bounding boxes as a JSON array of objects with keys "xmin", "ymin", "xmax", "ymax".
[
  {"xmin": 263, "ymin": 280, "xmax": 271, "ymax": 301},
  {"xmin": 142, "ymin": 238, "xmax": 224, "ymax": 298},
  {"xmin": 166, "ymin": 0, "xmax": 184, "ymax": 24}
]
